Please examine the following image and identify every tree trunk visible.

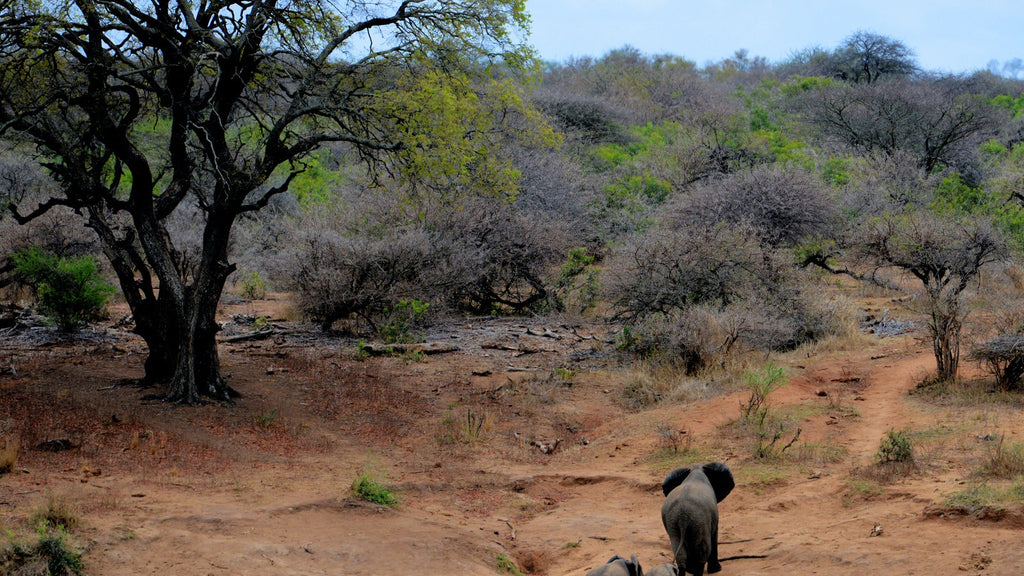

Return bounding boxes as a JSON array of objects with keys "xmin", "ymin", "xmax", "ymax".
[
  {"xmin": 930, "ymin": 295, "xmax": 962, "ymax": 382},
  {"xmin": 133, "ymin": 295, "xmax": 178, "ymax": 382},
  {"xmin": 122, "ymin": 213, "xmax": 239, "ymax": 404}
]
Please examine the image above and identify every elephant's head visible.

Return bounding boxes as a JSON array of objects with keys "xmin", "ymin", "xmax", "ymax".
[
  {"xmin": 585, "ymin": 554, "xmax": 644, "ymax": 576},
  {"xmin": 662, "ymin": 462, "xmax": 734, "ymax": 503}
]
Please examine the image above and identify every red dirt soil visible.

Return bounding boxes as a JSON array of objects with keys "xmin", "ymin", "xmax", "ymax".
[{"xmin": 2, "ymin": 295, "xmax": 1024, "ymax": 575}]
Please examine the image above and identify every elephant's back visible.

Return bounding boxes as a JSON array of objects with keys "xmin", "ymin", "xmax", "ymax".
[{"xmin": 662, "ymin": 481, "xmax": 718, "ymax": 520}]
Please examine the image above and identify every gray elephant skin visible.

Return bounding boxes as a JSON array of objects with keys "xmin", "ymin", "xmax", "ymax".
[
  {"xmin": 646, "ymin": 563, "xmax": 679, "ymax": 576},
  {"xmin": 585, "ymin": 554, "xmax": 643, "ymax": 576},
  {"xmin": 660, "ymin": 462, "xmax": 734, "ymax": 576}
]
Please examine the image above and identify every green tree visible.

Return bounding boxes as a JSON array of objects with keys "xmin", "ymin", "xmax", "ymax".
[{"xmin": 0, "ymin": 0, "xmax": 540, "ymax": 403}]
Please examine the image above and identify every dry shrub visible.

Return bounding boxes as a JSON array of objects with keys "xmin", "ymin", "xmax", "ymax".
[
  {"xmin": 278, "ymin": 213, "xmax": 431, "ymax": 331},
  {"xmin": 979, "ymin": 436, "xmax": 1024, "ymax": 479},
  {"xmin": 604, "ymin": 224, "xmax": 762, "ymax": 322},
  {"xmin": 30, "ymin": 493, "xmax": 79, "ymax": 531},
  {"xmin": 969, "ymin": 334, "xmax": 1024, "ymax": 391},
  {"xmin": 436, "ymin": 408, "xmax": 496, "ymax": 446},
  {"xmin": 278, "ymin": 194, "xmax": 567, "ymax": 329},
  {"xmin": 606, "ymin": 216, "xmax": 851, "ymax": 368},
  {"xmin": 742, "ymin": 281, "xmax": 861, "ymax": 352},
  {"xmin": 422, "ymin": 199, "xmax": 566, "ymax": 315},
  {"xmin": 617, "ymin": 366, "xmax": 717, "ymax": 411},
  {"xmin": 623, "ymin": 306, "xmax": 745, "ymax": 375},
  {"xmin": 672, "ymin": 164, "xmax": 839, "ymax": 248}
]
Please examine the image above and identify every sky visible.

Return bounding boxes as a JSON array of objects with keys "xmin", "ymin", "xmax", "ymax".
[{"xmin": 525, "ymin": 0, "xmax": 1024, "ymax": 75}]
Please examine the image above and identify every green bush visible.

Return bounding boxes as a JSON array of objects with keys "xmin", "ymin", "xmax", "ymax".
[
  {"xmin": 12, "ymin": 247, "xmax": 115, "ymax": 331},
  {"xmin": 741, "ymin": 360, "xmax": 787, "ymax": 424},
  {"xmin": 237, "ymin": 270, "xmax": 268, "ymax": 300},
  {"xmin": 876, "ymin": 429, "xmax": 914, "ymax": 464},
  {"xmin": 0, "ymin": 523, "xmax": 84, "ymax": 576}
]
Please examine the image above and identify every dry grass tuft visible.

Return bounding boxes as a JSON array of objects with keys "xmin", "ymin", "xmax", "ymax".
[
  {"xmin": 0, "ymin": 436, "xmax": 18, "ymax": 474},
  {"xmin": 30, "ymin": 493, "xmax": 80, "ymax": 531}
]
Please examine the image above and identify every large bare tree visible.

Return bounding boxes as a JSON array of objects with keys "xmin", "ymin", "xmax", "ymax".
[
  {"xmin": 807, "ymin": 77, "xmax": 998, "ymax": 174},
  {"xmin": 0, "ymin": 0, "xmax": 535, "ymax": 403},
  {"xmin": 862, "ymin": 213, "xmax": 1006, "ymax": 380}
]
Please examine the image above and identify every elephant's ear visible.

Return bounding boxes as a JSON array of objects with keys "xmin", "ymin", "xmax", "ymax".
[
  {"xmin": 662, "ymin": 467, "xmax": 692, "ymax": 496},
  {"xmin": 703, "ymin": 462, "xmax": 735, "ymax": 502},
  {"xmin": 628, "ymin": 555, "xmax": 642, "ymax": 576}
]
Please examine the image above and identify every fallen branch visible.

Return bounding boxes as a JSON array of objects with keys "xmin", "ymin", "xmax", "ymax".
[
  {"xmin": 224, "ymin": 329, "xmax": 277, "ymax": 343},
  {"xmin": 498, "ymin": 518, "xmax": 517, "ymax": 541},
  {"xmin": 361, "ymin": 342, "xmax": 461, "ymax": 356}
]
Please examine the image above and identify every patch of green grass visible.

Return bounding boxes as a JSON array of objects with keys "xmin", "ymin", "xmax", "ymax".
[
  {"xmin": 943, "ymin": 482, "xmax": 1022, "ymax": 515},
  {"xmin": 775, "ymin": 402, "xmax": 827, "ymax": 423},
  {"xmin": 399, "ymin": 349, "xmax": 426, "ymax": 363},
  {"xmin": 351, "ymin": 461, "xmax": 398, "ymax": 507},
  {"xmin": 496, "ymin": 554, "xmax": 525, "ymax": 576},
  {"xmin": 251, "ymin": 408, "xmax": 278, "ymax": 429},
  {"xmin": 734, "ymin": 461, "xmax": 792, "ymax": 493},
  {"xmin": 791, "ymin": 442, "xmax": 847, "ymax": 465},
  {"xmin": 353, "ymin": 339, "xmax": 370, "ymax": 361},
  {"xmin": 554, "ymin": 367, "xmax": 578, "ymax": 384},
  {"xmin": 436, "ymin": 408, "xmax": 494, "ymax": 446},
  {"xmin": 645, "ymin": 444, "xmax": 708, "ymax": 474},
  {"xmin": 843, "ymin": 479, "xmax": 884, "ymax": 507}
]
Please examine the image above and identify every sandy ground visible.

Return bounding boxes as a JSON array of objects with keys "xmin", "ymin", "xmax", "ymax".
[{"xmin": 2, "ymin": 295, "xmax": 1024, "ymax": 575}]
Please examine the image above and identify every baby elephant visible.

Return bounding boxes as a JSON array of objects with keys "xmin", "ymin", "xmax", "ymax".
[
  {"xmin": 661, "ymin": 462, "xmax": 735, "ymax": 576},
  {"xmin": 585, "ymin": 554, "xmax": 643, "ymax": 576},
  {"xmin": 646, "ymin": 563, "xmax": 679, "ymax": 576}
]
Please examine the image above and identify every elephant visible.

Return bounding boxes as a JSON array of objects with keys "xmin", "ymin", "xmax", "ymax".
[
  {"xmin": 646, "ymin": 563, "xmax": 679, "ymax": 576},
  {"xmin": 585, "ymin": 554, "xmax": 643, "ymax": 576},
  {"xmin": 660, "ymin": 462, "xmax": 735, "ymax": 576}
]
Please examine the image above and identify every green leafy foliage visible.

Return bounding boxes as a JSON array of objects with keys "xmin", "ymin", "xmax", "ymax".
[
  {"xmin": 931, "ymin": 173, "xmax": 1024, "ymax": 247},
  {"xmin": 588, "ymin": 122, "xmax": 685, "ymax": 172},
  {"xmin": 12, "ymin": 247, "xmax": 115, "ymax": 331},
  {"xmin": 379, "ymin": 70, "xmax": 557, "ymax": 201},
  {"xmin": 380, "ymin": 299, "xmax": 430, "ymax": 344},
  {"xmin": 741, "ymin": 360, "xmax": 787, "ymax": 424},
  {"xmin": 821, "ymin": 156, "xmax": 851, "ymax": 187},
  {"xmin": 739, "ymin": 361, "xmax": 801, "ymax": 459},
  {"xmin": 990, "ymin": 94, "xmax": 1024, "ymax": 118},
  {"xmin": 0, "ymin": 523, "xmax": 84, "ymax": 576},
  {"xmin": 554, "ymin": 247, "xmax": 600, "ymax": 313},
  {"xmin": 286, "ymin": 151, "xmax": 345, "ymax": 206},
  {"xmin": 237, "ymin": 271, "xmax": 268, "ymax": 300}
]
